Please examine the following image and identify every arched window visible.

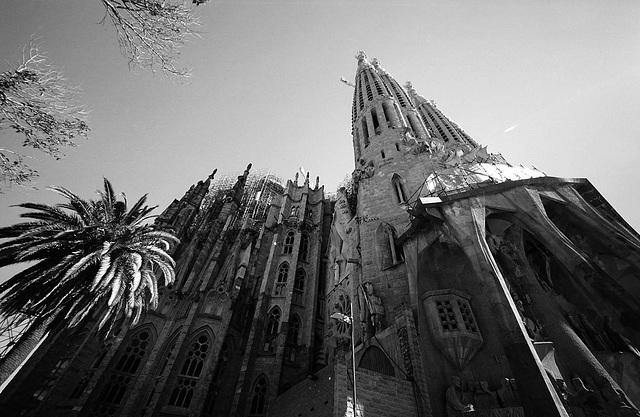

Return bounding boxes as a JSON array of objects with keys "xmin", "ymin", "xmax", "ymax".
[
  {"xmin": 94, "ymin": 329, "xmax": 154, "ymax": 414},
  {"xmin": 358, "ymin": 346, "xmax": 395, "ymax": 377},
  {"xmin": 290, "ymin": 205, "xmax": 299, "ymax": 218},
  {"xmin": 283, "ymin": 230, "xmax": 295, "ymax": 255},
  {"xmin": 287, "ymin": 315, "xmax": 301, "ymax": 345},
  {"xmin": 392, "ymin": 174, "xmax": 407, "ymax": 204},
  {"xmin": 168, "ymin": 333, "xmax": 210, "ymax": 408},
  {"xmin": 371, "ymin": 107, "xmax": 380, "ymax": 134},
  {"xmin": 299, "ymin": 234, "xmax": 310, "ymax": 262},
  {"xmin": 275, "ymin": 263, "xmax": 288, "ymax": 296},
  {"xmin": 305, "ymin": 207, "xmax": 313, "ymax": 220},
  {"xmin": 249, "ymin": 375, "xmax": 268, "ymax": 416},
  {"xmin": 263, "ymin": 308, "xmax": 281, "ymax": 352},
  {"xmin": 361, "ymin": 118, "xmax": 370, "ymax": 147},
  {"xmin": 376, "ymin": 222, "xmax": 404, "ymax": 270},
  {"xmin": 286, "ymin": 315, "xmax": 301, "ymax": 362},
  {"xmin": 382, "ymin": 101, "xmax": 398, "ymax": 127},
  {"xmin": 293, "ymin": 268, "xmax": 305, "ymax": 305}
]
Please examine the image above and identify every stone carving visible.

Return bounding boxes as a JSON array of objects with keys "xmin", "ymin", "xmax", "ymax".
[
  {"xmin": 352, "ymin": 161, "xmax": 375, "ymax": 183},
  {"xmin": 572, "ymin": 374, "xmax": 606, "ymax": 416},
  {"xmin": 423, "ymin": 290, "xmax": 483, "ymax": 371},
  {"xmin": 446, "ymin": 376, "xmax": 475, "ymax": 416},
  {"xmin": 445, "ymin": 377, "xmax": 525, "ymax": 417},
  {"xmin": 325, "ymin": 290, "xmax": 352, "ymax": 348},
  {"xmin": 474, "ymin": 381, "xmax": 500, "ymax": 410},
  {"xmin": 396, "ymin": 326, "xmax": 414, "ymax": 378},
  {"xmin": 496, "ymin": 378, "xmax": 519, "ymax": 408},
  {"xmin": 359, "ymin": 281, "xmax": 385, "ymax": 335}
]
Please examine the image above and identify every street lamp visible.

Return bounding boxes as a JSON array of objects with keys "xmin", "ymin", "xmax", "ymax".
[{"xmin": 331, "ymin": 301, "xmax": 358, "ymax": 417}]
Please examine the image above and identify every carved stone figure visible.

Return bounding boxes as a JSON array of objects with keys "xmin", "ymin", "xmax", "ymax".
[
  {"xmin": 446, "ymin": 376, "xmax": 474, "ymax": 416},
  {"xmin": 474, "ymin": 381, "xmax": 499, "ymax": 409},
  {"xmin": 497, "ymin": 378, "xmax": 518, "ymax": 408},
  {"xmin": 572, "ymin": 375, "xmax": 605, "ymax": 416},
  {"xmin": 363, "ymin": 281, "xmax": 385, "ymax": 331}
]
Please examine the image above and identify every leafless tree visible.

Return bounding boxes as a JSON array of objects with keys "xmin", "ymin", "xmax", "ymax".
[
  {"xmin": 100, "ymin": 0, "xmax": 209, "ymax": 77},
  {"xmin": 0, "ymin": 38, "xmax": 90, "ymax": 191}
]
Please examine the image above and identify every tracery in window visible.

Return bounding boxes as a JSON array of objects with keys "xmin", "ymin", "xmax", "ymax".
[
  {"xmin": 93, "ymin": 329, "xmax": 153, "ymax": 416},
  {"xmin": 275, "ymin": 263, "xmax": 289, "ymax": 296},
  {"xmin": 287, "ymin": 315, "xmax": 301, "ymax": 345},
  {"xmin": 292, "ymin": 268, "xmax": 305, "ymax": 305},
  {"xmin": 299, "ymin": 234, "xmax": 310, "ymax": 262},
  {"xmin": 283, "ymin": 230, "xmax": 295, "ymax": 255},
  {"xmin": 285, "ymin": 315, "xmax": 301, "ymax": 362},
  {"xmin": 248, "ymin": 375, "xmax": 268, "ymax": 416},
  {"xmin": 168, "ymin": 333, "xmax": 210, "ymax": 408},
  {"xmin": 263, "ymin": 308, "xmax": 281, "ymax": 353}
]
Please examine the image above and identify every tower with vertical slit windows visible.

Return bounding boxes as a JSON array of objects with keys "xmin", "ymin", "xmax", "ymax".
[{"xmin": 2, "ymin": 52, "xmax": 640, "ymax": 417}]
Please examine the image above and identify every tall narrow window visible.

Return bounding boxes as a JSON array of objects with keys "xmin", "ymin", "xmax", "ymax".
[
  {"xmin": 371, "ymin": 107, "xmax": 380, "ymax": 134},
  {"xmin": 94, "ymin": 329, "xmax": 153, "ymax": 415},
  {"xmin": 275, "ymin": 263, "xmax": 289, "ymax": 296},
  {"xmin": 361, "ymin": 118, "xmax": 370, "ymax": 147},
  {"xmin": 286, "ymin": 315, "xmax": 301, "ymax": 362},
  {"xmin": 263, "ymin": 308, "xmax": 281, "ymax": 352},
  {"xmin": 293, "ymin": 268, "xmax": 305, "ymax": 305},
  {"xmin": 364, "ymin": 73, "xmax": 373, "ymax": 101},
  {"xmin": 381, "ymin": 149, "xmax": 386, "ymax": 159},
  {"xmin": 283, "ymin": 230, "xmax": 295, "ymax": 254},
  {"xmin": 376, "ymin": 222, "xmax": 404, "ymax": 270},
  {"xmin": 395, "ymin": 142, "xmax": 400, "ymax": 152},
  {"xmin": 287, "ymin": 315, "xmax": 301, "ymax": 345},
  {"xmin": 407, "ymin": 113, "xmax": 420, "ymax": 136},
  {"xmin": 392, "ymin": 174, "xmax": 407, "ymax": 204},
  {"xmin": 382, "ymin": 101, "xmax": 395, "ymax": 127},
  {"xmin": 249, "ymin": 375, "xmax": 268, "ymax": 416},
  {"xmin": 299, "ymin": 234, "xmax": 309, "ymax": 262},
  {"xmin": 169, "ymin": 334, "xmax": 210, "ymax": 408}
]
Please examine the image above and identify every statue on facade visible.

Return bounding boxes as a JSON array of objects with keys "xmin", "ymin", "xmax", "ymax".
[
  {"xmin": 362, "ymin": 281, "xmax": 385, "ymax": 332},
  {"xmin": 446, "ymin": 376, "xmax": 475, "ymax": 416}
]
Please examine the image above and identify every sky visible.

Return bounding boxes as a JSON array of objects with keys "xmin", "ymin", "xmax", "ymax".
[{"xmin": 1, "ymin": 1, "xmax": 640, "ymax": 239}]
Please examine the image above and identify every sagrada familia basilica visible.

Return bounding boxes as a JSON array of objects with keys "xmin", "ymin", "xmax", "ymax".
[{"xmin": 1, "ymin": 52, "xmax": 640, "ymax": 417}]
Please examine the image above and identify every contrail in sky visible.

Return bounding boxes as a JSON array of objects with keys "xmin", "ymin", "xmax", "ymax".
[{"xmin": 504, "ymin": 125, "xmax": 519, "ymax": 133}]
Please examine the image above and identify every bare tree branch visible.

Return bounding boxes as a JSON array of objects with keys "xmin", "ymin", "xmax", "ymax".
[
  {"xmin": 0, "ymin": 37, "xmax": 90, "ymax": 191},
  {"xmin": 100, "ymin": 0, "xmax": 209, "ymax": 78}
]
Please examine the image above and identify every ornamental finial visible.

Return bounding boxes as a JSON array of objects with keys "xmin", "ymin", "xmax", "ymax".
[{"xmin": 404, "ymin": 81, "xmax": 416, "ymax": 95}]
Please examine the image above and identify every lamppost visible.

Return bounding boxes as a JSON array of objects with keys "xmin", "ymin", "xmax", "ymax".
[{"xmin": 331, "ymin": 298, "xmax": 358, "ymax": 417}]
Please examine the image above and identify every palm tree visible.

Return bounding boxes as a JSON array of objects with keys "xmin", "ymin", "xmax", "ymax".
[{"xmin": 0, "ymin": 179, "xmax": 178, "ymax": 382}]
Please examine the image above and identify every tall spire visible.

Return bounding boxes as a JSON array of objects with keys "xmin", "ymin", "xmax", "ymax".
[
  {"xmin": 351, "ymin": 52, "xmax": 431, "ymax": 165},
  {"xmin": 405, "ymin": 81, "xmax": 478, "ymax": 148}
]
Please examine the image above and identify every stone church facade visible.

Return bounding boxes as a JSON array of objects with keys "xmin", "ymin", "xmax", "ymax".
[{"xmin": 1, "ymin": 52, "xmax": 640, "ymax": 417}]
